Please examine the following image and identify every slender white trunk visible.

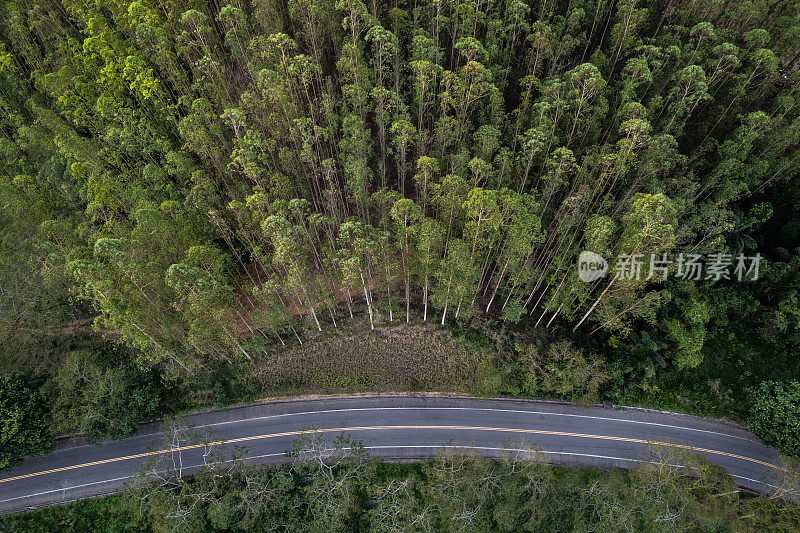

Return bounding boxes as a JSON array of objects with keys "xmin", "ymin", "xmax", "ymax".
[
  {"xmin": 361, "ymin": 272, "xmax": 374, "ymax": 330},
  {"xmin": 573, "ymin": 274, "xmax": 618, "ymax": 332},
  {"xmin": 501, "ymin": 291, "xmax": 512, "ymax": 311},
  {"xmin": 485, "ymin": 259, "xmax": 509, "ymax": 312},
  {"xmin": 346, "ymin": 288, "xmax": 354, "ymax": 318},
  {"xmin": 309, "ymin": 307, "xmax": 322, "ymax": 331},
  {"xmin": 546, "ymin": 304, "xmax": 563, "ymax": 328},
  {"xmin": 528, "ymin": 289, "xmax": 547, "ymax": 316},
  {"xmin": 534, "ymin": 309, "xmax": 547, "ymax": 328},
  {"xmin": 224, "ymin": 327, "xmax": 251, "ymax": 360},
  {"xmin": 235, "ymin": 309, "xmax": 254, "ymax": 334},
  {"xmin": 423, "ymin": 276, "xmax": 429, "ymax": 321},
  {"xmin": 405, "ymin": 279, "xmax": 410, "ymax": 323},
  {"xmin": 441, "ymin": 275, "xmax": 453, "ymax": 325}
]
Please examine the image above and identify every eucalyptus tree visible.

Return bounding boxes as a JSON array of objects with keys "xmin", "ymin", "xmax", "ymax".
[
  {"xmin": 262, "ymin": 214, "xmax": 324, "ymax": 331},
  {"xmin": 391, "ymin": 198, "xmax": 422, "ymax": 323},
  {"xmin": 2, "ymin": 0, "xmax": 800, "ymax": 388},
  {"xmin": 413, "ymin": 217, "xmax": 444, "ymax": 322}
]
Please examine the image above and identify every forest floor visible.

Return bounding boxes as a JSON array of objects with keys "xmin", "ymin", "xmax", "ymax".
[
  {"xmin": 177, "ymin": 314, "xmax": 504, "ymax": 410},
  {"xmin": 249, "ymin": 322, "xmax": 498, "ymax": 395}
]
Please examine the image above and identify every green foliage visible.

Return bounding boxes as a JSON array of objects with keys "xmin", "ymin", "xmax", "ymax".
[
  {"xmin": 50, "ymin": 349, "xmax": 160, "ymax": 444},
  {"xmin": 213, "ymin": 381, "xmax": 231, "ymax": 409},
  {"xmin": 750, "ymin": 380, "xmax": 800, "ymax": 457},
  {"xmin": 0, "ymin": 494, "xmax": 147, "ymax": 532},
  {"xmin": 0, "ymin": 374, "xmax": 52, "ymax": 470},
  {"xmin": 0, "ymin": 0, "xmax": 799, "ymax": 456},
  {"xmin": 521, "ymin": 340, "xmax": 607, "ymax": 404},
  {"xmin": 663, "ymin": 318, "xmax": 706, "ymax": 369}
]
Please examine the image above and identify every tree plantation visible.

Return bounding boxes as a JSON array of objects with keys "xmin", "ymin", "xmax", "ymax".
[{"xmin": 2, "ymin": 0, "xmax": 800, "ymax": 492}]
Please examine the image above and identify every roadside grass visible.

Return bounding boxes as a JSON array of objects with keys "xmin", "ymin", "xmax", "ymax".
[
  {"xmin": 177, "ymin": 309, "xmax": 503, "ymax": 410},
  {"xmin": 250, "ymin": 322, "xmax": 498, "ymax": 396}
]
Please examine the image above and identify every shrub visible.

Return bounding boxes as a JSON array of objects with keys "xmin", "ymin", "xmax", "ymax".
[
  {"xmin": 213, "ymin": 382, "xmax": 230, "ymax": 408},
  {"xmin": 0, "ymin": 373, "xmax": 52, "ymax": 470},
  {"xmin": 521, "ymin": 341, "xmax": 607, "ymax": 404},
  {"xmin": 51, "ymin": 350, "xmax": 160, "ymax": 443},
  {"xmin": 749, "ymin": 380, "xmax": 800, "ymax": 456}
]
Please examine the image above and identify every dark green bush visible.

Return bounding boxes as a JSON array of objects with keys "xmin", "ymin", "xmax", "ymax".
[
  {"xmin": 0, "ymin": 373, "xmax": 52, "ymax": 470},
  {"xmin": 749, "ymin": 380, "xmax": 800, "ymax": 456}
]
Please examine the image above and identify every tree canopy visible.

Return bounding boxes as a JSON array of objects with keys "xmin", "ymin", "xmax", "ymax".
[{"xmin": 0, "ymin": 0, "xmax": 799, "ymax": 457}]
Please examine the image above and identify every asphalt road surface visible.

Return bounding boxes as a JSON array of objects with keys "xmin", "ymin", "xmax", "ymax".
[{"xmin": 0, "ymin": 395, "xmax": 782, "ymax": 513}]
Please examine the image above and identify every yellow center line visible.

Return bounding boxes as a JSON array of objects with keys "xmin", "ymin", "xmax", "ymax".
[{"xmin": 0, "ymin": 425, "xmax": 779, "ymax": 485}]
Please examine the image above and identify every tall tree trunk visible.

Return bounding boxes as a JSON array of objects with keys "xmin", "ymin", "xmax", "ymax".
[
  {"xmin": 485, "ymin": 259, "xmax": 509, "ymax": 312},
  {"xmin": 423, "ymin": 274, "xmax": 429, "ymax": 321},
  {"xmin": 546, "ymin": 304, "xmax": 563, "ymax": 328},
  {"xmin": 573, "ymin": 274, "xmax": 618, "ymax": 332},
  {"xmin": 346, "ymin": 288, "xmax": 354, "ymax": 318},
  {"xmin": 309, "ymin": 306, "xmax": 322, "ymax": 331},
  {"xmin": 292, "ymin": 326, "xmax": 303, "ymax": 344},
  {"xmin": 441, "ymin": 271, "xmax": 453, "ymax": 325},
  {"xmin": 361, "ymin": 272, "xmax": 374, "ymax": 330},
  {"xmin": 406, "ymin": 276, "xmax": 410, "ymax": 323}
]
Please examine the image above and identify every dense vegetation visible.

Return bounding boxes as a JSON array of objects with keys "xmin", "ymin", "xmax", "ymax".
[
  {"xmin": 3, "ymin": 435, "xmax": 800, "ymax": 532},
  {"xmin": 749, "ymin": 380, "xmax": 800, "ymax": 457},
  {"xmin": 0, "ymin": 374, "xmax": 51, "ymax": 470},
  {"xmin": 1, "ymin": 0, "xmax": 800, "ymax": 465}
]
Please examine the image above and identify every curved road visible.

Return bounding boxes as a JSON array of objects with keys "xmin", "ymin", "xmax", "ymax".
[{"xmin": 0, "ymin": 395, "xmax": 782, "ymax": 513}]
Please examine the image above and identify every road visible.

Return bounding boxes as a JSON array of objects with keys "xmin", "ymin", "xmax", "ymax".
[{"xmin": 0, "ymin": 395, "xmax": 782, "ymax": 513}]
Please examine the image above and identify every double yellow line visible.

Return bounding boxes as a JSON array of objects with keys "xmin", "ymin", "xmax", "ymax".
[{"xmin": 0, "ymin": 425, "xmax": 778, "ymax": 485}]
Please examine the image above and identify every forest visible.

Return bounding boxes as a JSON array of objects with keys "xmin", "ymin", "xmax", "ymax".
[{"xmin": 1, "ymin": 0, "xmax": 800, "ymax": 478}]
